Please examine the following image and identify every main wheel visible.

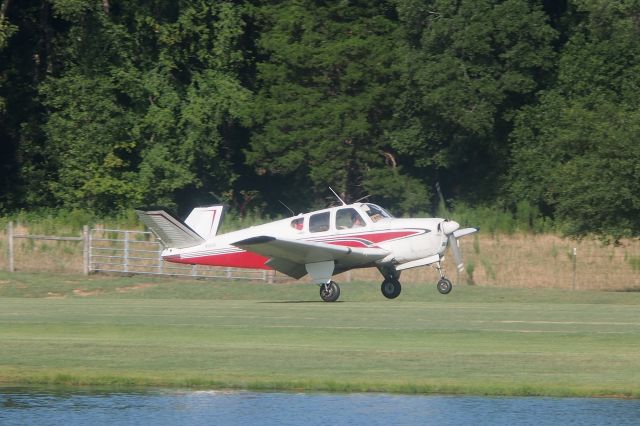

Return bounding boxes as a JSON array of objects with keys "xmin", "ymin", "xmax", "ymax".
[
  {"xmin": 381, "ymin": 278, "xmax": 401, "ymax": 299},
  {"xmin": 437, "ymin": 278, "xmax": 452, "ymax": 295},
  {"xmin": 320, "ymin": 281, "xmax": 340, "ymax": 302}
]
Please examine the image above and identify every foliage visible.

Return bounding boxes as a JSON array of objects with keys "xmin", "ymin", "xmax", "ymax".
[
  {"xmin": 9, "ymin": 1, "xmax": 251, "ymax": 215},
  {"xmin": 391, "ymin": 0, "xmax": 557, "ymax": 201},
  {"xmin": 0, "ymin": 15, "xmax": 17, "ymax": 112},
  {"xmin": 247, "ymin": 0, "xmax": 422, "ymax": 210},
  {"xmin": 0, "ymin": 0, "xmax": 639, "ymax": 239},
  {"xmin": 447, "ymin": 201, "xmax": 554, "ymax": 235},
  {"xmin": 509, "ymin": 0, "xmax": 640, "ymax": 240}
]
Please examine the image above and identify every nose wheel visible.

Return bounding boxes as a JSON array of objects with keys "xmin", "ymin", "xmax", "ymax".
[
  {"xmin": 437, "ymin": 278, "xmax": 452, "ymax": 294},
  {"xmin": 435, "ymin": 261, "xmax": 453, "ymax": 294}
]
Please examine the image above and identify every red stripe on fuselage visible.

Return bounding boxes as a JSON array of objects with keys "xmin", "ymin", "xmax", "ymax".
[{"xmin": 164, "ymin": 251, "xmax": 271, "ymax": 269}]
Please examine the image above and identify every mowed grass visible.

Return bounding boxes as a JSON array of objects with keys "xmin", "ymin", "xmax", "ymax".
[{"xmin": 0, "ymin": 271, "xmax": 639, "ymax": 398}]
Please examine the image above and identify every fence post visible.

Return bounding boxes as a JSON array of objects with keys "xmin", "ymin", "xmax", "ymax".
[
  {"xmin": 157, "ymin": 244, "xmax": 163, "ymax": 274},
  {"xmin": 572, "ymin": 247, "xmax": 577, "ymax": 290},
  {"xmin": 124, "ymin": 230, "xmax": 129, "ymax": 273},
  {"xmin": 7, "ymin": 221, "xmax": 14, "ymax": 272},
  {"xmin": 82, "ymin": 225, "xmax": 89, "ymax": 275}
]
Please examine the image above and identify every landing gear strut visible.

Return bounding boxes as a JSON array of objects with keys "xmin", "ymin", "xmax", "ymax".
[
  {"xmin": 435, "ymin": 261, "xmax": 453, "ymax": 294},
  {"xmin": 319, "ymin": 281, "xmax": 340, "ymax": 302}
]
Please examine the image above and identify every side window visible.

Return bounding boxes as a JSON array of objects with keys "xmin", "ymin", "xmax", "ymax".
[
  {"xmin": 290, "ymin": 218, "xmax": 304, "ymax": 231},
  {"xmin": 336, "ymin": 208, "xmax": 365, "ymax": 229},
  {"xmin": 309, "ymin": 212, "xmax": 330, "ymax": 233}
]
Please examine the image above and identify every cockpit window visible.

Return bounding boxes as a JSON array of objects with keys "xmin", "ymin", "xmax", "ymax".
[
  {"xmin": 336, "ymin": 208, "xmax": 365, "ymax": 229},
  {"xmin": 363, "ymin": 203, "xmax": 393, "ymax": 222}
]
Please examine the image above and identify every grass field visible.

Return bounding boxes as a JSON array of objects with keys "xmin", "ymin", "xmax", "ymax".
[{"xmin": 1, "ymin": 271, "xmax": 639, "ymax": 398}]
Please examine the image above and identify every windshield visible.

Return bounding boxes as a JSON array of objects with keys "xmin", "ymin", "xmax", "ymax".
[{"xmin": 363, "ymin": 203, "xmax": 394, "ymax": 222}]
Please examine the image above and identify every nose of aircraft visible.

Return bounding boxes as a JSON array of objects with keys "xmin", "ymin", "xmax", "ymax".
[{"xmin": 440, "ymin": 220, "xmax": 460, "ymax": 235}]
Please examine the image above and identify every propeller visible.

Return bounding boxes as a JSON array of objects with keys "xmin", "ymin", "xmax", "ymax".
[
  {"xmin": 436, "ymin": 183, "xmax": 465, "ymax": 272},
  {"xmin": 448, "ymin": 230, "xmax": 464, "ymax": 272}
]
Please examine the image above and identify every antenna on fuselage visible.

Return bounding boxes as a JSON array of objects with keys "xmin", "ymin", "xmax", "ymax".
[
  {"xmin": 279, "ymin": 200, "xmax": 295, "ymax": 217},
  {"xmin": 328, "ymin": 187, "xmax": 347, "ymax": 206}
]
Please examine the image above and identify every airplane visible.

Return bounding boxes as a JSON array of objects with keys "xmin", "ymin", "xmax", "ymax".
[{"xmin": 136, "ymin": 192, "xmax": 478, "ymax": 302}]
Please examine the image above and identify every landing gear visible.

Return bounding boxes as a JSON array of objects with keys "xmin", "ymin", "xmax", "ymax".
[
  {"xmin": 437, "ymin": 278, "xmax": 452, "ymax": 294},
  {"xmin": 378, "ymin": 265, "xmax": 402, "ymax": 299},
  {"xmin": 319, "ymin": 281, "xmax": 340, "ymax": 302},
  {"xmin": 381, "ymin": 278, "xmax": 401, "ymax": 299},
  {"xmin": 435, "ymin": 261, "xmax": 453, "ymax": 295},
  {"xmin": 376, "ymin": 261, "xmax": 454, "ymax": 298}
]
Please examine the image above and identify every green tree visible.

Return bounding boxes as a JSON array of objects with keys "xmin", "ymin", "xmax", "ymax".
[
  {"xmin": 509, "ymin": 0, "xmax": 640, "ymax": 239},
  {"xmin": 392, "ymin": 0, "xmax": 556, "ymax": 203},
  {"xmin": 248, "ymin": 0, "xmax": 427, "ymax": 213},
  {"xmin": 18, "ymin": 1, "xmax": 251, "ymax": 213},
  {"xmin": 0, "ymin": 3, "xmax": 17, "ymax": 113},
  {"xmin": 0, "ymin": 0, "xmax": 46, "ymax": 211}
]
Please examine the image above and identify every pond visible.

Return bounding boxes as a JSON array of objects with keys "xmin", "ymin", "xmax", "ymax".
[{"xmin": 1, "ymin": 388, "xmax": 639, "ymax": 426}]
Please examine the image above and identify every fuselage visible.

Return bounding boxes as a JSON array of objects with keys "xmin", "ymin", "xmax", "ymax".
[{"xmin": 162, "ymin": 203, "xmax": 451, "ymax": 270}]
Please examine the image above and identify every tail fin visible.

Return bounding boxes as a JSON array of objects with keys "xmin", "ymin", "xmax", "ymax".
[
  {"xmin": 184, "ymin": 204, "xmax": 225, "ymax": 240},
  {"xmin": 136, "ymin": 209, "xmax": 204, "ymax": 249}
]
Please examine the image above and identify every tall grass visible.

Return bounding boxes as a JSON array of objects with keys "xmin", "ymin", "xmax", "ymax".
[
  {"xmin": 1, "ymin": 202, "xmax": 558, "ymax": 236},
  {"xmin": 2, "ymin": 205, "xmax": 639, "ymax": 291},
  {"xmin": 450, "ymin": 201, "xmax": 556, "ymax": 235},
  {"xmin": 218, "ymin": 208, "xmax": 285, "ymax": 234},
  {"xmin": 0, "ymin": 207, "xmax": 285, "ymax": 236},
  {"xmin": 1, "ymin": 208, "xmax": 143, "ymax": 236}
]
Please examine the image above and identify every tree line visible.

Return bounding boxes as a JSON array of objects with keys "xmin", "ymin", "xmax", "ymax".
[{"xmin": 1, "ymin": 0, "xmax": 639, "ymax": 239}]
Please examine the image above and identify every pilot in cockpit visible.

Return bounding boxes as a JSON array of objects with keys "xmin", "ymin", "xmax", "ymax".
[{"xmin": 351, "ymin": 211, "xmax": 365, "ymax": 228}]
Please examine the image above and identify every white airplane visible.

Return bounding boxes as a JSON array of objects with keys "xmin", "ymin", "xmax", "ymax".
[{"xmin": 136, "ymin": 192, "xmax": 478, "ymax": 302}]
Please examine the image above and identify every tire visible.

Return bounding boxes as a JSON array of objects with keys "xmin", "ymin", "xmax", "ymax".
[
  {"xmin": 320, "ymin": 281, "xmax": 340, "ymax": 302},
  {"xmin": 381, "ymin": 278, "xmax": 401, "ymax": 299},
  {"xmin": 437, "ymin": 278, "xmax": 452, "ymax": 295}
]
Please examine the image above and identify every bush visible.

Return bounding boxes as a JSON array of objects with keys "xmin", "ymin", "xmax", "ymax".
[{"xmin": 447, "ymin": 202, "xmax": 557, "ymax": 235}]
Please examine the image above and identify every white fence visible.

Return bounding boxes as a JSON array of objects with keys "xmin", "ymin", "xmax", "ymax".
[
  {"xmin": 6, "ymin": 222, "xmax": 89, "ymax": 274},
  {"xmin": 4, "ymin": 222, "xmax": 277, "ymax": 282},
  {"xmin": 89, "ymin": 228, "xmax": 276, "ymax": 282}
]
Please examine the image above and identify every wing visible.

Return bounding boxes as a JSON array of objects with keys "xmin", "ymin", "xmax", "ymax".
[{"xmin": 232, "ymin": 236, "xmax": 389, "ymax": 279}]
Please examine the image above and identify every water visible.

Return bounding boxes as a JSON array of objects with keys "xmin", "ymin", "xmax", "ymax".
[{"xmin": 1, "ymin": 388, "xmax": 639, "ymax": 426}]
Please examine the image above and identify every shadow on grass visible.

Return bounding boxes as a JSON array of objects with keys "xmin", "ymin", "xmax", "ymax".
[
  {"xmin": 618, "ymin": 287, "xmax": 640, "ymax": 292},
  {"xmin": 258, "ymin": 300, "xmax": 344, "ymax": 304}
]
